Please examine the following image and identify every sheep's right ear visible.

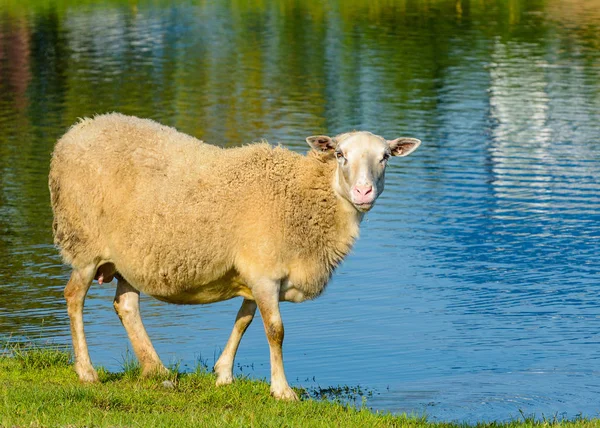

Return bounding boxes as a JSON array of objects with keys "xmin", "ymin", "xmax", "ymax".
[{"xmin": 306, "ymin": 135, "xmax": 337, "ymax": 152}]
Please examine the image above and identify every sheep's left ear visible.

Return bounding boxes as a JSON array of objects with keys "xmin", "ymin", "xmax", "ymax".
[
  {"xmin": 306, "ymin": 135, "xmax": 337, "ymax": 152},
  {"xmin": 387, "ymin": 137, "xmax": 421, "ymax": 157}
]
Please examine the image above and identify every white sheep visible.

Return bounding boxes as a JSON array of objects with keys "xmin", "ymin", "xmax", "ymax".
[{"xmin": 49, "ymin": 113, "xmax": 420, "ymax": 400}]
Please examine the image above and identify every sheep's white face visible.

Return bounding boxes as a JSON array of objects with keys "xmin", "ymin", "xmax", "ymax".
[{"xmin": 306, "ymin": 132, "xmax": 421, "ymax": 212}]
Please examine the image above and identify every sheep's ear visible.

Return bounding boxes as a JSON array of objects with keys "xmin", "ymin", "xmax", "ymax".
[
  {"xmin": 387, "ymin": 137, "xmax": 421, "ymax": 157},
  {"xmin": 306, "ymin": 135, "xmax": 337, "ymax": 152}
]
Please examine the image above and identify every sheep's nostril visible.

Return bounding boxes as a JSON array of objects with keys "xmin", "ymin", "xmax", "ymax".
[{"xmin": 354, "ymin": 185, "xmax": 373, "ymax": 196}]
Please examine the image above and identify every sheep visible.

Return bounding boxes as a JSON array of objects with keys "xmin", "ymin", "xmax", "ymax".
[{"xmin": 49, "ymin": 113, "xmax": 421, "ymax": 400}]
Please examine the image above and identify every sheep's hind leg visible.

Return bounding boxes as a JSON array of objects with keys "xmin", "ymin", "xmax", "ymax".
[
  {"xmin": 113, "ymin": 278, "xmax": 167, "ymax": 377},
  {"xmin": 214, "ymin": 298, "xmax": 257, "ymax": 386},
  {"xmin": 64, "ymin": 266, "xmax": 98, "ymax": 382},
  {"xmin": 253, "ymin": 279, "xmax": 298, "ymax": 401}
]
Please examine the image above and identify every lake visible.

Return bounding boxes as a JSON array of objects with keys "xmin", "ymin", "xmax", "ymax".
[{"xmin": 0, "ymin": 0, "xmax": 599, "ymax": 423}]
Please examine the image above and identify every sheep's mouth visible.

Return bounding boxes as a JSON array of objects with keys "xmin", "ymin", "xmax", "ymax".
[{"xmin": 354, "ymin": 202, "xmax": 374, "ymax": 212}]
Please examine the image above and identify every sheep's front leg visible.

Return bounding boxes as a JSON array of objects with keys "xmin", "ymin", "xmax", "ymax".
[
  {"xmin": 64, "ymin": 266, "xmax": 98, "ymax": 382},
  {"xmin": 113, "ymin": 279, "xmax": 167, "ymax": 377},
  {"xmin": 214, "ymin": 299, "xmax": 257, "ymax": 386},
  {"xmin": 252, "ymin": 280, "xmax": 298, "ymax": 401}
]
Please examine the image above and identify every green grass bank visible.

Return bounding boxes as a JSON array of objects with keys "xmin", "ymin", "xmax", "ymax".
[{"xmin": 0, "ymin": 346, "xmax": 598, "ymax": 427}]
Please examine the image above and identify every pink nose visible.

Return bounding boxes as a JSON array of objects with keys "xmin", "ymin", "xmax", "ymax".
[{"xmin": 352, "ymin": 185, "xmax": 374, "ymax": 204}]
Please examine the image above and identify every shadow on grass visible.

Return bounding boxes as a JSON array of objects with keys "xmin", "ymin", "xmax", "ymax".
[{"xmin": 97, "ymin": 350, "xmax": 182, "ymax": 387}]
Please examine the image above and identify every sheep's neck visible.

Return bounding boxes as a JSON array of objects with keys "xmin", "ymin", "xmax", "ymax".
[{"xmin": 294, "ymin": 152, "xmax": 363, "ymax": 268}]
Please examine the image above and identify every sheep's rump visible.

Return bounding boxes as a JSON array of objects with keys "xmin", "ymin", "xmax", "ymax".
[{"xmin": 51, "ymin": 114, "xmax": 253, "ymax": 293}]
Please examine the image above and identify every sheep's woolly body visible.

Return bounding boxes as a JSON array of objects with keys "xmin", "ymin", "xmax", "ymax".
[{"xmin": 49, "ymin": 113, "xmax": 362, "ymax": 303}]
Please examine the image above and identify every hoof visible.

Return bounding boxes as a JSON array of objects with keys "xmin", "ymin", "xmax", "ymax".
[
  {"xmin": 142, "ymin": 364, "xmax": 169, "ymax": 378},
  {"xmin": 271, "ymin": 386, "xmax": 299, "ymax": 401},
  {"xmin": 75, "ymin": 364, "xmax": 99, "ymax": 383},
  {"xmin": 215, "ymin": 372, "xmax": 234, "ymax": 386},
  {"xmin": 214, "ymin": 360, "xmax": 234, "ymax": 386}
]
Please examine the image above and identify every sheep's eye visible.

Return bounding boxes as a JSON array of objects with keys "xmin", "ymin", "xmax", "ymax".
[
  {"xmin": 381, "ymin": 153, "xmax": 390, "ymax": 163},
  {"xmin": 335, "ymin": 151, "xmax": 345, "ymax": 161}
]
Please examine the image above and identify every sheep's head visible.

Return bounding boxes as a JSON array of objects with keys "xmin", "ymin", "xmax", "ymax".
[{"xmin": 306, "ymin": 131, "xmax": 420, "ymax": 212}]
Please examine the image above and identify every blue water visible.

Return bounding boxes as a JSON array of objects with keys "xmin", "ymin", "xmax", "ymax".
[{"xmin": 0, "ymin": 1, "xmax": 599, "ymax": 423}]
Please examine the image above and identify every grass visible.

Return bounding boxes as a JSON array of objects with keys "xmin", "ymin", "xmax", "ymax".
[{"xmin": 0, "ymin": 344, "xmax": 598, "ymax": 427}]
